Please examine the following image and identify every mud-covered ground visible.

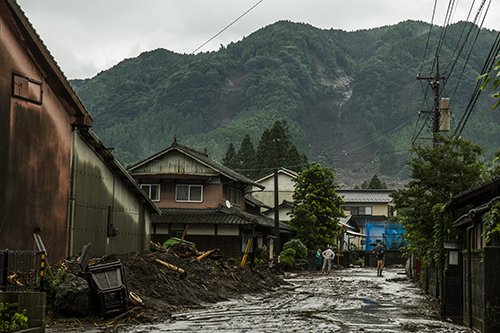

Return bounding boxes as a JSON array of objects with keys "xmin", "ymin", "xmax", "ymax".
[
  {"xmin": 45, "ymin": 244, "xmax": 283, "ymax": 331},
  {"xmin": 121, "ymin": 268, "xmax": 478, "ymax": 333},
  {"xmin": 45, "ymin": 246, "xmax": 477, "ymax": 333}
]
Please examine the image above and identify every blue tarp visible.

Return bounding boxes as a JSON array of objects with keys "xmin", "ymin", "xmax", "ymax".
[{"xmin": 365, "ymin": 222, "xmax": 407, "ymax": 251}]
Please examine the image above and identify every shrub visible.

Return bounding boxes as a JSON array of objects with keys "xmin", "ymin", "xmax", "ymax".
[
  {"xmin": 227, "ymin": 258, "xmax": 239, "ymax": 267},
  {"xmin": 279, "ymin": 248, "xmax": 296, "ymax": 267},
  {"xmin": 355, "ymin": 257, "xmax": 365, "ymax": 266},
  {"xmin": 296, "ymin": 258, "xmax": 309, "ymax": 266},
  {"xmin": 0, "ymin": 303, "xmax": 28, "ymax": 333},
  {"xmin": 42, "ymin": 265, "xmax": 67, "ymax": 309},
  {"xmin": 283, "ymin": 239, "xmax": 307, "ymax": 260},
  {"xmin": 254, "ymin": 245, "xmax": 268, "ymax": 266}
]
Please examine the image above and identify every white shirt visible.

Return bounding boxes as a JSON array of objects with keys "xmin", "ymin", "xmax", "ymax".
[{"xmin": 322, "ymin": 248, "xmax": 335, "ymax": 259}]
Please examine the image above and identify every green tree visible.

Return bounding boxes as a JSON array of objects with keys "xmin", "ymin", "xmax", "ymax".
[
  {"xmin": 361, "ymin": 181, "xmax": 369, "ymax": 189},
  {"xmin": 254, "ymin": 120, "xmax": 308, "ymax": 178},
  {"xmin": 368, "ymin": 174, "xmax": 387, "ymax": 189},
  {"xmin": 235, "ymin": 134, "xmax": 256, "ymax": 179},
  {"xmin": 222, "ymin": 142, "xmax": 238, "ymax": 170},
  {"xmin": 479, "ymin": 54, "xmax": 500, "ymax": 111},
  {"xmin": 289, "ymin": 163, "xmax": 345, "ymax": 250},
  {"xmin": 391, "ymin": 134, "xmax": 487, "ymax": 264}
]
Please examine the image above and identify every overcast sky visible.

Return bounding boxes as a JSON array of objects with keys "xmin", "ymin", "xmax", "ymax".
[{"xmin": 16, "ymin": 0, "xmax": 500, "ymax": 80}]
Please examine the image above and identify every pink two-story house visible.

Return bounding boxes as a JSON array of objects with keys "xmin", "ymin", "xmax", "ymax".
[{"xmin": 128, "ymin": 140, "xmax": 293, "ymax": 260}]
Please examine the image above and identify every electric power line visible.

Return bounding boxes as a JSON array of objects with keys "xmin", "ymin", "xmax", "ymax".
[{"xmin": 93, "ymin": 0, "xmax": 264, "ymax": 120}]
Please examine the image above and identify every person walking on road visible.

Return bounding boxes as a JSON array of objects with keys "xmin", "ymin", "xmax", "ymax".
[
  {"xmin": 372, "ymin": 242, "xmax": 386, "ymax": 277},
  {"xmin": 315, "ymin": 249, "xmax": 322, "ymax": 272},
  {"xmin": 322, "ymin": 247, "xmax": 335, "ymax": 273}
]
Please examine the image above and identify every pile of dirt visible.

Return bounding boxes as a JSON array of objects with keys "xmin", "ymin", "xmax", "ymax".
[{"xmin": 47, "ymin": 242, "xmax": 284, "ymax": 329}]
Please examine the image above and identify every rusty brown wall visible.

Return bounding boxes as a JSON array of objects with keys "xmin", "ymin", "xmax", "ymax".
[{"xmin": 0, "ymin": 14, "xmax": 71, "ymax": 261}]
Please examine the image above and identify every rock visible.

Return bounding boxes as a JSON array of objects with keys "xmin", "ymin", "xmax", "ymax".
[{"xmin": 54, "ymin": 273, "xmax": 90, "ymax": 317}]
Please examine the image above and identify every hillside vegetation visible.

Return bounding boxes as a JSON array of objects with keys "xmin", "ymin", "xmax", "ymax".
[{"xmin": 70, "ymin": 20, "xmax": 500, "ymax": 188}]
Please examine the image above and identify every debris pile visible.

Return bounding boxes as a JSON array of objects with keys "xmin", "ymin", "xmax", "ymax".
[{"xmin": 48, "ymin": 242, "xmax": 283, "ymax": 327}]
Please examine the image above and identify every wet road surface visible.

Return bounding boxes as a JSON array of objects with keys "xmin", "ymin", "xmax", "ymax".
[{"xmin": 126, "ymin": 267, "xmax": 477, "ymax": 333}]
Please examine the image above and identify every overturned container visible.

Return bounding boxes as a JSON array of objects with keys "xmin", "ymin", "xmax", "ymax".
[{"xmin": 88, "ymin": 261, "xmax": 128, "ymax": 317}]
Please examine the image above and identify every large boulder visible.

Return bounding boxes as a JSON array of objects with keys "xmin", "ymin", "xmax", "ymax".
[{"xmin": 54, "ymin": 273, "xmax": 90, "ymax": 317}]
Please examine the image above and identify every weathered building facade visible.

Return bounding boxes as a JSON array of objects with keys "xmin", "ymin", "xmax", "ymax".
[
  {"xmin": 0, "ymin": 0, "xmax": 159, "ymax": 262},
  {"xmin": 338, "ymin": 189, "xmax": 402, "ymax": 251},
  {"xmin": 128, "ymin": 141, "xmax": 293, "ymax": 259},
  {"xmin": 445, "ymin": 177, "xmax": 500, "ymax": 333}
]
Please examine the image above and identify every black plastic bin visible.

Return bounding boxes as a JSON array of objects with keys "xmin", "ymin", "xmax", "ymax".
[{"xmin": 88, "ymin": 261, "xmax": 128, "ymax": 317}]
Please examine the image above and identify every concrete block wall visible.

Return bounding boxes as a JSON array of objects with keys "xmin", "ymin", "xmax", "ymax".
[{"xmin": 0, "ymin": 291, "xmax": 46, "ymax": 332}]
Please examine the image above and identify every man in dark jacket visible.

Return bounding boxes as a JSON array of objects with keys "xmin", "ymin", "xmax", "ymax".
[{"xmin": 371, "ymin": 242, "xmax": 386, "ymax": 277}]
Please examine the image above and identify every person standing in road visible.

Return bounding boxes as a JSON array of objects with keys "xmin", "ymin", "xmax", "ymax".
[
  {"xmin": 322, "ymin": 247, "xmax": 335, "ymax": 273},
  {"xmin": 315, "ymin": 249, "xmax": 322, "ymax": 272},
  {"xmin": 372, "ymin": 242, "xmax": 386, "ymax": 277}
]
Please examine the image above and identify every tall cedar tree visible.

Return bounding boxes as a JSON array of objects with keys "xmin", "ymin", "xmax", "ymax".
[
  {"xmin": 368, "ymin": 174, "xmax": 387, "ymax": 189},
  {"xmin": 235, "ymin": 134, "xmax": 256, "ymax": 179},
  {"xmin": 222, "ymin": 143, "xmax": 238, "ymax": 170},
  {"xmin": 390, "ymin": 134, "xmax": 487, "ymax": 264},
  {"xmin": 289, "ymin": 162, "xmax": 345, "ymax": 251},
  {"xmin": 254, "ymin": 120, "xmax": 308, "ymax": 178},
  {"xmin": 222, "ymin": 121, "xmax": 309, "ymax": 179}
]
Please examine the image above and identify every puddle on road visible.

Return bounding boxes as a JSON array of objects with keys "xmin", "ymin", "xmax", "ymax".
[{"xmin": 124, "ymin": 268, "xmax": 477, "ymax": 333}]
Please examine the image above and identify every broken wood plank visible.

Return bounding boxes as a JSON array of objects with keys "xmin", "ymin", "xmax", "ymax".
[
  {"xmin": 179, "ymin": 224, "xmax": 189, "ymax": 245},
  {"xmin": 155, "ymin": 259, "xmax": 185, "ymax": 274},
  {"xmin": 150, "ymin": 241, "xmax": 167, "ymax": 253},
  {"xmin": 197, "ymin": 249, "xmax": 216, "ymax": 261}
]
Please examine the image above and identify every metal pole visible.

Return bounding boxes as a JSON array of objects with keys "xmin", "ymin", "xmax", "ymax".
[
  {"xmin": 273, "ymin": 140, "xmax": 280, "ymax": 261},
  {"xmin": 40, "ymin": 251, "xmax": 45, "ymax": 292},
  {"xmin": 433, "ymin": 56, "xmax": 440, "ymax": 146},
  {"xmin": 416, "ymin": 56, "xmax": 445, "ymax": 146}
]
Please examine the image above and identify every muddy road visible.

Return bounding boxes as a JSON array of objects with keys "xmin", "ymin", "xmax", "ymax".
[{"xmin": 125, "ymin": 267, "xmax": 476, "ymax": 333}]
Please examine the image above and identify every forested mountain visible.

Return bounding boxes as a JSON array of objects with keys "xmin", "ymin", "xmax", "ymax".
[{"xmin": 70, "ymin": 20, "xmax": 500, "ymax": 188}]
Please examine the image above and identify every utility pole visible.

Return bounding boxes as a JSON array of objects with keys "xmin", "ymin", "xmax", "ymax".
[
  {"xmin": 416, "ymin": 56, "xmax": 446, "ymax": 146},
  {"xmin": 273, "ymin": 139, "xmax": 280, "ymax": 265}
]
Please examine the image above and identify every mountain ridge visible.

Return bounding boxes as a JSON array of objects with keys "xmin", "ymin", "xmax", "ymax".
[{"xmin": 70, "ymin": 19, "xmax": 500, "ymax": 188}]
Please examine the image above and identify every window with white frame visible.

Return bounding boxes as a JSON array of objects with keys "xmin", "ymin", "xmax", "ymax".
[
  {"xmin": 227, "ymin": 187, "xmax": 241, "ymax": 206},
  {"xmin": 140, "ymin": 184, "xmax": 160, "ymax": 201},
  {"xmin": 359, "ymin": 206, "xmax": 372, "ymax": 215},
  {"xmin": 176, "ymin": 184, "xmax": 203, "ymax": 202}
]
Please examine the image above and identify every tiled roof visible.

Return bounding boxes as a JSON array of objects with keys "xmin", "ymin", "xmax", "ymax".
[
  {"xmin": 153, "ymin": 204, "xmax": 294, "ymax": 232},
  {"xmin": 245, "ymin": 194, "xmax": 271, "ymax": 209},
  {"xmin": 445, "ymin": 177, "xmax": 500, "ymax": 210},
  {"xmin": 128, "ymin": 141, "xmax": 263, "ymax": 189},
  {"xmin": 339, "ymin": 215, "xmax": 359, "ymax": 232},
  {"xmin": 337, "ymin": 190, "xmax": 393, "ymax": 203}
]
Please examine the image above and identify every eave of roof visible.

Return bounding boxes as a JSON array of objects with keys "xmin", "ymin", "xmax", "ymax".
[
  {"xmin": 339, "ymin": 215, "xmax": 360, "ymax": 232},
  {"xmin": 337, "ymin": 189, "xmax": 393, "ymax": 203},
  {"xmin": 254, "ymin": 167, "xmax": 298, "ymax": 184},
  {"xmin": 446, "ymin": 177, "xmax": 500, "ymax": 210},
  {"xmin": 3, "ymin": 0, "xmax": 93, "ymax": 127},
  {"xmin": 451, "ymin": 196, "xmax": 500, "ymax": 229},
  {"xmin": 153, "ymin": 205, "xmax": 294, "ymax": 232},
  {"xmin": 128, "ymin": 142, "xmax": 264, "ymax": 189},
  {"xmin": 245, "ymin": 194, "xmax": 271, "ymax": 209}
]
